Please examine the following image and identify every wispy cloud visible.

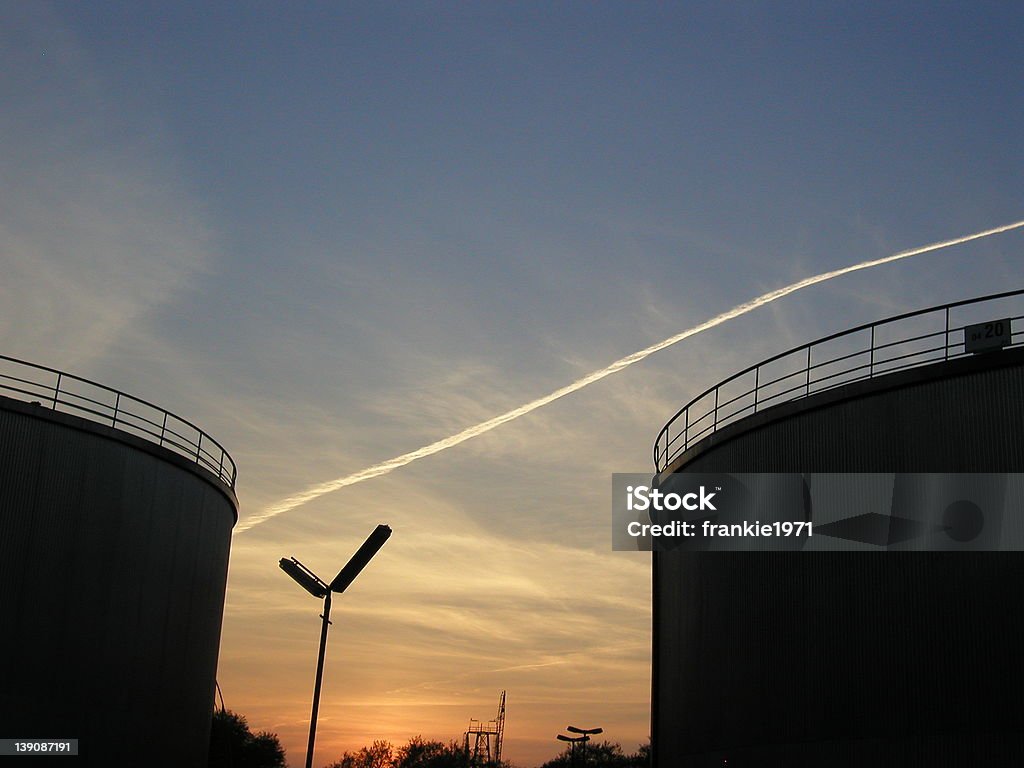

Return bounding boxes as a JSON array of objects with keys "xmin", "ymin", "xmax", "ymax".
[
  {"xmin": 241, "ymin": 218, "xmax": 1024, "ymax": 532},
  {"xmin": 0, "ymin": 6, "xmax": 214, "ymax": 370}
]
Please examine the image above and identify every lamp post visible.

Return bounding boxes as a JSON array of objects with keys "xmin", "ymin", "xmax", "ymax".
[
  {"xmin": 280, "ymin": 524, "xmax": 392, "ymax": 768},
  {"xmin": 566, "ymin": 726, "xmax": 602, "ymax": 767},
  {"xmin": 556, "ymin": 734, "xmax": 587, "ymax": 768}
]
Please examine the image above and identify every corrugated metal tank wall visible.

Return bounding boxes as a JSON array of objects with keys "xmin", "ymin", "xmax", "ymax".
[
  {"xmin": 0, "ymin": 397, "xmax": 236, "ymax": 767},
  {"xmin": 653, "ymin": 351, "xmax": 1024, "ymax": 767}
]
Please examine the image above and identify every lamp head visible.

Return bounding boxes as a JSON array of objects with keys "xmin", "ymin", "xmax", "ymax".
[
  {"xmin": 279, "ymin": 557, "xmax": 328, "ymax": 599},
  {"xmin": 329, "ymin": 524, "xmax": 392, "ymax": 593}
]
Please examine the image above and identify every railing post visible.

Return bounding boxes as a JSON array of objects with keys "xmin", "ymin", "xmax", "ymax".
[
  {"xmin": 53, "ymin": 372, "xmax": 62, "ymax": 409},
  {"xmin": 683, "ymin": 408, "xmax": 688, "ymax": 452},
  {"xmin": 112, "ymin": 392, "xmax": 121, "ymax": 427},
  {"xmin": 869, "ymin": 325, "xmax": 875, "ymax": 377},
  {"xmin": 805, "ymin": 346, "xmax": 811, "ymax": 396},
  {"xmin": 944, "ymin": 306, "xmax": 950, "ymax": 360},
  {"xmin": 753, "ymin": 366, "xmax": 759, "ymax": 412},
  {"xmin": 713, "ymin": 389, "xmax": 719, "ymax": 430},
  {"xmin": 196, "ymin": 432, "xmax": 203, "ymax": 462},
  {"xmin": 159, "ymin": 412, "xmax": 168, "ymax": 446}
]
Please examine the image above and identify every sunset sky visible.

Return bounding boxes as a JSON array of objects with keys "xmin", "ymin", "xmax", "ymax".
[{"xmin": 3, "ymin": 3, "xmax": 1024, "ymax": 766}]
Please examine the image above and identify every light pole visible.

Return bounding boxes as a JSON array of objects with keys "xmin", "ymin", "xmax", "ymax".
[
  {"xmin": 280, "ymin": 524, "xmax": 392, "ymax": 768},
  {"xmin": 566, "ymin": 726, "xmax": 602, "ymax": 767},
  {"xmin": 556, "ymin": 734, "xmax": 587, "ymax": 768}
]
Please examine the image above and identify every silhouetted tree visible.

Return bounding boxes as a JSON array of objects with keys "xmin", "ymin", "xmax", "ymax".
[
  {"xmin": 393, "ymin": 736, "xmax": 466, "ymax": 768},
  {"xmin": 209, "ymin": 709, "xmax": 286, "ymax": 768},
  {"xmin": 630, "ymin": 742, "xmax": 650, "ymax": 767},
  {"xmin": 538, "ymin": 740, "xmax": 649, "ymax": 768},
  {"xmin": 327, "ymin": 739, "xmax": 395, "ymax": 768},
  {"xmin": 328, "ymin": 736, "xmax": 470, "ymax": 768}
]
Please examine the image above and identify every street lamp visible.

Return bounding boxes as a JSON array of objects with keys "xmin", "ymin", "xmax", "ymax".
[
  {"xmin": 566, "ymin": 726, "xmax": 602, "ymax": 767},
  {"xmin": 280, "ymin": 524, "xmax": 392, "ymax": 768},
  {"xmin": 556, "ymin": 734, "xmax": 588, "ymax": 768}
]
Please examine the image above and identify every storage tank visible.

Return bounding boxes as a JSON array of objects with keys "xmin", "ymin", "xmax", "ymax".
[
  {"xmin": 651, "ymin": 290, "xmax": 1024, "ymax": 766},
  {"xmin": 0, "ymin": 356, "xmax": 237, "ymax": 767}
]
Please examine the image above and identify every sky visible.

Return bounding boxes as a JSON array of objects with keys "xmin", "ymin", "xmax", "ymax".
[{"xmin": 2, "ymin": 3, "xmax": 1023, "ymax": 766}]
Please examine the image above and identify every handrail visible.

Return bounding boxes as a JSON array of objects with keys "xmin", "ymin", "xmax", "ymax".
[
  {"xmin": 653, "ymin": 288, "xmax": 1024, "ymax": 472},
  {"xmin": 0, "ymin": 354, "xmax": 236, "ymax": 489}
]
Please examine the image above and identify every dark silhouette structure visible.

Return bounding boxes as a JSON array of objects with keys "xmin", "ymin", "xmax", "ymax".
[
  {"xmin": 556, "ymin": 726, "xmax": 601, "ymax": 768},
  {"xmin": 464, "ymin": 691, "xmax": 506, "ymax": 767},
  {"xmin": 0, "ymin": 356, "xmax": 237, "ymax": 766},
  {"xmin": 279, "ymin": 525, "xmax": 392, "ymax": 768},
  {"xmin": 650, "ymin": 291, "xmax": 1024, "ymax": 766}
]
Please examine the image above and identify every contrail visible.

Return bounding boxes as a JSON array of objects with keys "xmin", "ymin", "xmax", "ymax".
[{"xmin": 236, "ymin": 219, "xmax": 1024, "ymax": 533}]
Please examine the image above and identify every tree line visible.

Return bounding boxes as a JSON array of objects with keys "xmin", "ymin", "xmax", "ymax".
[{"xmin": 208, "ymin": 709, "xmax": 650, "ymax": 768}]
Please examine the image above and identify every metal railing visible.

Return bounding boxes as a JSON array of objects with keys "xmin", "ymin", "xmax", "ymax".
[
  {"xmin": 0, "ymin": 354, "xmax": 236, "ymax": 489},
  {"xmin": 653, "ymin": 289, "xmax": 1024, "ymax": 472}
]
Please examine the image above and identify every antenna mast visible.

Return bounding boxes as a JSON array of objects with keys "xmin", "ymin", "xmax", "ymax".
[{"xmin": 464, "ymin": 690, "xmax": 506, "ymax": 767}]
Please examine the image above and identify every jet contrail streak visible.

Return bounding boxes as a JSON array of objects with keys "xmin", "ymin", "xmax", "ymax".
[{"xmin": 236, "ymin": 219, "xmax": 1024, "ymax": 533}]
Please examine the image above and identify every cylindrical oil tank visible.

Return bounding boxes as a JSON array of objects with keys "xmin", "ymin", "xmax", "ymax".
[
  {"xmin": 0, "ymin": 394, "xmax": 236, "ymax": 766},
  {"xmin": 653, "ymin": 348, "xmax": 1024, "ymax": 767}
]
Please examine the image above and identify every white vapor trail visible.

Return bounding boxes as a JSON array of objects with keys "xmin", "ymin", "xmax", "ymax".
[{"xmin": 236, "ymin": 219, "xmax": 1024, "ymax": 533}]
